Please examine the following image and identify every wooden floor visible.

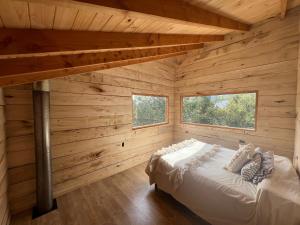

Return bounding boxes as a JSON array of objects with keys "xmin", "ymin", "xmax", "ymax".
[{"xmin": 11, "ymin": 163, "xmax": 210, "ymax": 225}]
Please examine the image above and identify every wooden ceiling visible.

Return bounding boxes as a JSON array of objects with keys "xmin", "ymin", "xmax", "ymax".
[
  {"xmin": 186, "ymin": 0, "xmax": 300, "ymax": 24},
  {"xmin": 0, "ymin": 0, "xmax": 299, "ymax": 34},
  {"xmin": 0, "ymin": 0, "xmax": 299, "ymax": 86}
]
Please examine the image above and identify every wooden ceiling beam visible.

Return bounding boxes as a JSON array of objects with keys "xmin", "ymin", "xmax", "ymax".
[
  {"xmin": 0, "ymin": 43, "xmax": 203, "ymax": 87},
  {"xmin": 72, "ymin": 0, "xmax": 250, "ymax": 31},
  {"xmin": 0, "ymin": 28, "xmax": 223, "ymax": 57}
]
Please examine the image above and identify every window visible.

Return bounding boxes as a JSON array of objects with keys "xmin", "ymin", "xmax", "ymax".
[
  {"xmin": 132, "ymin": 94, "xmax": 168, "ymax": 128},
  {"xmin": 182, "ymin": 92, "xmax": 257, "ymax": 130}
]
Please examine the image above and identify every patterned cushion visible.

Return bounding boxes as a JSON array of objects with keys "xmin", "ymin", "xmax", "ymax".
[
  {"xmin": 225, "ymin": 143, "xmax": 255, "ymax": 173},
  {"xmin": 241, "ymin": 153, "xmax": 262, "ymax": 181},
  {"xmin": 252, "ymin": 148, "xmax": 274, "ymax": 184}
]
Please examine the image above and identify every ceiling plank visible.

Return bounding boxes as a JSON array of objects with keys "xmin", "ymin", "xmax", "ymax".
[
  {"xmin": 0, "ymin": 28, "xmax": 223, "ymax": 57},
  {"xmin": 72, "ymin": 0, "xmax": 250, "ymax": 31},
  {"xmin": 0, "ymin": 44, "xmax": 203, "ymax": 87},
  {"xmin": 17, "ymin": 0, "xmax": 250, "ymax": 31},
  {"xmin": 280, "ymin": 0, "xmax": 288, "ymax": 19}
]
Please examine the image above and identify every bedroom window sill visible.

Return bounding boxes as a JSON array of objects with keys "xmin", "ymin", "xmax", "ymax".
[
  {"xmin": 181, "ymin": 122, "xmax": 256, "ymax": 132},
  {"xmin": 132, "ymin": 122, "xmax": 169, "ymax": 130}
]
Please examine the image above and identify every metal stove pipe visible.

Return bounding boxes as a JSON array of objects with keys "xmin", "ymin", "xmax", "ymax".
[{"xmin": 32, "ymin": 80, "xmax": 53, "ymax": 215}]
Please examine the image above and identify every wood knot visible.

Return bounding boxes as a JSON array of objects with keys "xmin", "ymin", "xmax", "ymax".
[
  {"xmin": 90, "ymin": 151, "xmax": 103, "ymax": 159},
  {"xmin": 90, "ymin": 86, "xmax": 104, "ymax": 92},
  {"xmin": 275, "ymin": 100, "xmax": 286, "ymax": 103}
]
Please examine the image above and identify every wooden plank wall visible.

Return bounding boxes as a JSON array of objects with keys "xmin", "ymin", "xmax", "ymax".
[
  {"xmin": 293, "ymin": 15, "xmax": 300, "ymax": 172},
  {"xmin": 4, "ymin": 58, "xmax": 176, "ymax": 214},
  {"xmin": 0, "ymin": 89, "xmax": 10, "ymax": 225},
  {"xmin": 174, "ymin": 9, "xmax": 300, "ymax": 159}
]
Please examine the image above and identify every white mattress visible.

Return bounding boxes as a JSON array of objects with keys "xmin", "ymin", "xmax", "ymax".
[{"xmin": 152, "ymin": 142, "xmax": 257, "ymax": 225}]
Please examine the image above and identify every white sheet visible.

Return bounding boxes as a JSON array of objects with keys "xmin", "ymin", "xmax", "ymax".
[{"xmin": 148, "ymin": 140, "xmax": 300, "ymax": 225}]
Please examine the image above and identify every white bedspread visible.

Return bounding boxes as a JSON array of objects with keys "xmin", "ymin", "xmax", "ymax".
[
  {"xmin": 147, "ymin": 139, "xmax": 300, "ymax": 225},
  {"xmin": 256, "ymin": 155, "xmax": 300, "ymax": 225}
]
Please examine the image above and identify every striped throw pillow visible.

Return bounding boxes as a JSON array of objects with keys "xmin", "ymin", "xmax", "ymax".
[{"xmin": 241, "ymin": 153, "xmax": 262, "ymax": 181}]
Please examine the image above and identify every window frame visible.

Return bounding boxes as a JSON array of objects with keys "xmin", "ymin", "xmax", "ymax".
[
  {"xmin": 180, "ymin": 91, "xmax": 258, "ymax": 131},
  {"xmin": 132, "ymin": 93, "xmax": 169, "ymax": 130}
]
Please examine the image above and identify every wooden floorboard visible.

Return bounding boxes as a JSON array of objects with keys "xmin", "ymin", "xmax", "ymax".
[{"xmin": 11, "ymin": 163, "xmax": 210, "ymax": 225}]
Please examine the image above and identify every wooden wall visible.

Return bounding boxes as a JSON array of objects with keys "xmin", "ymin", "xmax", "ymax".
[
  {"xmin": 4, "ymin": 58, "xmax": 176, "ymax": 214},
  {"xmin": 174, "ymin": 9, "xmax": 300, "ymax": 159},
  {"xmin": 293, "ymin": 15, "xmax": 300, "ymax": 172},
  {"xmin": 0, "ymin": 89, "xmax": 10, "ymax": 225}
]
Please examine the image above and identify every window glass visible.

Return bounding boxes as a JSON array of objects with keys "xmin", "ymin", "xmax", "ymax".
[
  {"xmin": 182, "ymin": 92, "xmax": 256, "ymax": 129},
  {"xmin": 132, "ymin": 95, "xmax": 168, "ymax": 128}
]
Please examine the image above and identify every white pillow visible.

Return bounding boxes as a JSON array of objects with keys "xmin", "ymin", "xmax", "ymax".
[{"xmin": 225, "ymin": 143, "xmax": 255, "ymax": 173}]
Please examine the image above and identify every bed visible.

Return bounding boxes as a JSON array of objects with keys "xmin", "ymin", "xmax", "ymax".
[{"xmin": 146, "ymin": 139, "xmax": 300, "ymax": 225}]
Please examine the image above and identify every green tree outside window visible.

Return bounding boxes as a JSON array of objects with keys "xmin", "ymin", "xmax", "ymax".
[
  {"xmin": 182, "ymin": 93, "xmax": 256, "ymax": 129},
  {"xmin": 133, "ymin": 95, "xmax": 167, "ymax": 128}
]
